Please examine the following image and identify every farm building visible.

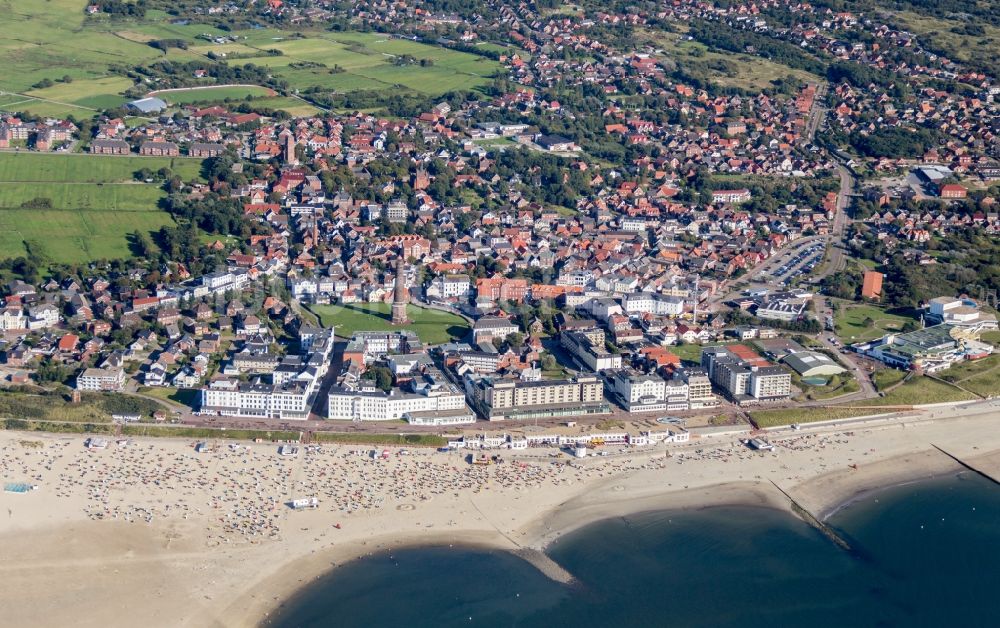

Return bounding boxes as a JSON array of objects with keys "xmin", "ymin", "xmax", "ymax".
[{"xmin": 127, "ymin": 97, "xmax": 167, "ymax": 114}]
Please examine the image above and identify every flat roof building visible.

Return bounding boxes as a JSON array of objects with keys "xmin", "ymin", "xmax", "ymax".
[
  {"xmin": 783, "ymin": 351, "xmax": 847, "ymax": 378},
  {"xmin": 466, "ymin": 374, "xmax": 609, "ymax": 421},
  {"xmin": 127, "ymin": 97, "xmax": 167, "ymax": 114}
]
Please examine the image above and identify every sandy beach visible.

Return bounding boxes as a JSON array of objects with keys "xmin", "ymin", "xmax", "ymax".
[{"xmin": 1, "ymin": 399, "xmax": 999, "ymax": 628}]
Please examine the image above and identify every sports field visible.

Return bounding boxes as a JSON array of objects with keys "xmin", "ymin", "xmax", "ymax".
[
  {"xmin": 833, "ymin": 301, "xmax": 914, "ymax": 342},
  {"xmin": 308, "ymin": 303, "xmax": 470, "ymax": 345},
  {"xmin": 0, "ymin": 153, "xmax": 204, "ymax": 264}
]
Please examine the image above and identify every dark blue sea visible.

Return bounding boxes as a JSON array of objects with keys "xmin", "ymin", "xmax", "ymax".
[{"xmin": 266, "ymin": 472, "xmax": 1000, "ymax": 628}]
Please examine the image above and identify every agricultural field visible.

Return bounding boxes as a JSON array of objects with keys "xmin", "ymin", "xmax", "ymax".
[
  {"xmin": 308, "ymin": 303, "xmax": 470, "ymax": 345},
  {"xmin": 0, "ymin": 209, "xmax": 176, "ymax": 264},
  {"xmin": 229, "ymin": 32, "xmax": 501, "ymax": 96},
  {"xmin": 0, "ymin": 153, "xmax": 204, "ymax": 264},
  {"xmin": 0, "ymin": 153, "xmax": 204, "ymax": 183},
  {"xmin": 0, "ymin": 2, "xmax": 497, "ymax": 122},
  {"xmin": 833, "ymin": 301, "xmax": 914, "ymax": 343},
  {"xmin": 23, "ymin": 76, "xmax": 132, "ymax": 111},
  {"xmin": 151, "ymin": 85, "xmax": 277, "ymax": 105},
  {"xmin": 0, "ymin": 182, "xmax": 164, "ymax": 211},
  {"xmin": 0, "ymin": 0, "xmax": 162, "ymax": 111},
  {"xmin": 251, "ymin": 97, "xmax": 324, "ymax": 117}
]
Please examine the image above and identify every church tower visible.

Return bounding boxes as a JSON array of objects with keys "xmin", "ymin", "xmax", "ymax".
[
  {"xmin": 282, "ymin": 130, "xmax": 298, "ymax": 166},
  {"xmin": 391, "ymin": 251, "xmax": 409, "ymax": 325}
]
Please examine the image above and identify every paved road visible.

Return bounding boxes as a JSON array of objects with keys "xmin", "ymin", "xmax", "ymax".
[
  {"xmin": 818, "ymin": 162, "xmax": 855, "ymax": 279},
  {"xmin": 802, "ymin": 83, "xmax": 827, "ymax": 145}
]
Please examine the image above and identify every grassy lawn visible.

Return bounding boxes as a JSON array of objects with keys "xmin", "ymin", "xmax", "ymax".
[
  {"xmin": 670, "ymin": 343, "xmax": 707, "ymax": 364},
  {"xmin": 833, "ymin": 301, "xmax": 914, "ymax": 343},
  {"xmin": 873, "ymin": 368, "xmax": 909, "ymax": 392},
  {"xmin": 858, "ymin": 376, "xmax": 975, "ymax": 407},
  {"xmin": 312, "ymin": 432, "xmax": 448, "ymax": 447},
  {"xmin": 938, "ymin": 355, "xmax": 1000, "ymax": 398},
  {"xmin": 751, "ymin": 406, "xmax": 883, "ymax": 428},
  {"xmin": 980, "ymin": 331, "xmax": 1000, "ymax": 345},
  {"xmin": 670, "ymin": 341, "xmax": 735, "ymax": 365},
  {"xmin": 139, "ymin": 386, "xmax": 200, "ymax": 407},
  {"xmin": 795, "ymin": 372, "xmax": 860, "ymax": 401},
  {"xmin": 308, "ymin": 302, "xmax": 469, "ymax": 345},
  {"xmin": 122, "ymin": 425, "xmax": 301, "ymax": 441}
]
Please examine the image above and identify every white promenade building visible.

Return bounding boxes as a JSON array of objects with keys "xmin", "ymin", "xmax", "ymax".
[{"xmin": 76, "ymin": 367, "xmax": 126, "ymax": 392}]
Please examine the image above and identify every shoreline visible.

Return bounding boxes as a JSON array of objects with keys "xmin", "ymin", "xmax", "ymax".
[
  {"xmin": 2, "ymin": 403, "xmax": 1000, "ymax": 628},
  {"xmin": 247, "ymin": 455, "xmax": 974, "ymax": 627}
]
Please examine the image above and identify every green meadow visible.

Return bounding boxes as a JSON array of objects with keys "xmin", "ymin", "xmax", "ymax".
[
  {"xmin": 0, "ymin": 153, "xmax": 204, "ymax": 264},
  {"xmin": 308, "ymin": 303, "xmax": 470, "ymax": 345},
  {"xmin": 0, "ymin": 153, "xmax": 204, "ymax": 183}
]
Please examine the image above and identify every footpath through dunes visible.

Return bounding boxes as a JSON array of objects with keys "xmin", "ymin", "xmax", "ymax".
[{"xmin": 0, "ymin": 152, "xmax": 205, "ymax": 264}]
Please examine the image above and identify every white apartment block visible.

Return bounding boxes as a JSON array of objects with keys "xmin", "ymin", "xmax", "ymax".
[
  {"xmin": 426, "ymin": 274, "xmax": 471, "ymax": 299},
  {"xmin": 76, "ymin": 367, "xmax": 126, "ymax": 392},
  {"xmin": 622, "ymin": 293, "xmax": 685, "ymax": 317},
  {"xmin": 605, "ymin": 370, "xmax": 668, "ymax": 413},
  {"xmin": 201, "ymin": 377, "xmax": 316, "ymax": 420},
  {"xmin": 327, "ymin": 386, "xmax": 468, "ymax": 422},
  {"xmin": 0, "ymin": 307, "xmax": 26, "ymax": 331}
]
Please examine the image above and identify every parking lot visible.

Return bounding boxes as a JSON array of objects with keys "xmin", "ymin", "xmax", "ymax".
[{"xmin": 763, "ymin": 242, "xmax": 826, "ymax": 286}]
